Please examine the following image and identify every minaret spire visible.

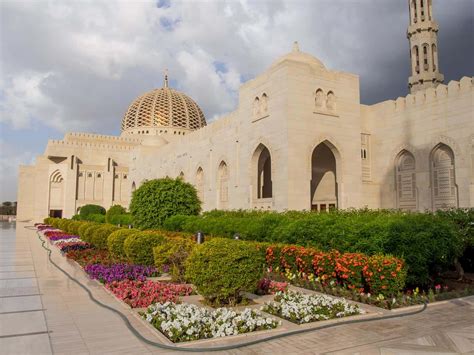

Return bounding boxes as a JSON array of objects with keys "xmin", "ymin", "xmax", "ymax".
[
  {"xmin": 164, "ymin": 69, "xmax": 169, "ymax": 88},
  {"xmin": 407, "ymin": 0, "xmax": 444, "ymax": 93}
]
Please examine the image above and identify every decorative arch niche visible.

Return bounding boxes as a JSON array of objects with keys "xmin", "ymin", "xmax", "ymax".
[
  {"xmin": 252, "ymin": 144, "xmax": 273, "ymax": 199},
  {"xmin": 217, "ymin": 161, "xmax": 229, "ymax": 209},
  {"xmin": 49, "ymin": 170, "xmax": 64, "ymax": 217},
  {"xmin": 195, "ymin": 167, "xmax": 204, "ymax": 203},
  {"xmin": 430, "ymin": 143, "xmax": 458, "ymax": 209},
  {"xmin": 395, "ymin": 150, "xmax": 417, "ymax": 211}
]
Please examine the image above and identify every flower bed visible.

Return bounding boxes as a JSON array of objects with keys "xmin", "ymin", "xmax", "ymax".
[
  {"xmin": 56, "ymin": 241, "xmax": 91, "ymax": 253},
  {"xmin": 142, "ymin": 302, "xmax": 279, "ymax": 342},
  {"xmin": 262, "ymin": 290, "xmax": 360, "ymax": 324},
  {"xmin": 65, "ymin": 249, "xmax": 128, "ymax": 267},
  {"xmin": 84, "ymin": 263, "xmax": 157, "ymax": 283},
  {"xmin": 52, "ymin": 237, "xmax": 82, "ymax": 244},
  {"xmin": 257, "ymin": 278, "xmax": 288, "ymax": 295},
  {"xmin": 105, "ymin": 280, "xmax": 193, "ymax": 308}
]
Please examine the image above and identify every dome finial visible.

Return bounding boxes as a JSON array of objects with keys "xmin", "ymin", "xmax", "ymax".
[
  {"xmin": 293, "ymin": 41, "xmax": 300, "ymax": 52},
  {"xmin": 164, "ymin": 68, "xmax": 169, "ymax": 88}
]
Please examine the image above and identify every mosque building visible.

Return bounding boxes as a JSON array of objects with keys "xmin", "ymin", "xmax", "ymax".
[{"xmin": 17, "ymin": 0, "xmax": 473, "ymax": 220}]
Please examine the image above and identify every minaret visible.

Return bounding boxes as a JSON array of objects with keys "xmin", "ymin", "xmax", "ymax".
[{"xmin": 407, "ymin": 0, "xmax": 444, "ymax": 93}]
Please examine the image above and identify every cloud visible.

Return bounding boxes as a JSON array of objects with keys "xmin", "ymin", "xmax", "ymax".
[{"xmin": 0, "ymin": 0, "xmax": 472, "ymax": 201}]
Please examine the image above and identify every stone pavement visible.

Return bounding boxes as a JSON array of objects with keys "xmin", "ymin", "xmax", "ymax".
[{"xmin": 1, "ymin": 221, "xmax": 473, "ymax": 355}]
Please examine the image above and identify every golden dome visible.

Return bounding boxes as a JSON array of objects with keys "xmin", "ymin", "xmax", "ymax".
[{"xmin": 121, "ymin": 79, "xmax": 206, "ymax": 133}]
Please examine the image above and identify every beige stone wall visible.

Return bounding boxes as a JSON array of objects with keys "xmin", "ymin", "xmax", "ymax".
[{"xmin": 16, "ymin": 50, "xmax": 474, "ymax": 222}]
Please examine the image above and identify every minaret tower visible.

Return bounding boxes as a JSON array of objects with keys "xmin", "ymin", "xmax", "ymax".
[{"xmin": 407, "ymin": 0, "xmax": 444, "ymax": 93}]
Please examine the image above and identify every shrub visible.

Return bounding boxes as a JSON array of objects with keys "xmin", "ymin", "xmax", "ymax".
[
  {"xmin": 82, "ymin": 224, "xmax": 105, "ymax": 243},
  {"xmin": 67, "ymin": 221, "xmax": 85, "ymax": 235},
  {"xmin": 78, "ymin": 222, "xmax": 96, "ymax": 239},
  {"xmin": 185, "ymin": 238, "xmax": 265, "ymax": 306},
  {"xmin": 79, "ymin": 204, "xmax": 106, "ymax": 218},
  {"xmin": 105, "ymin": 205, "xmax": 126, "ymax": 224},
  {"xmin": 86, "ymin": 213, "xmax": 106, "ymax": 223},
  {"xmin": 124, "ymin": 231, "xmax": 166, "ymax": 265},
  {"xmin": 108, "ymin": 214, "xmax": 133, "ymax": 226},
  {"xmin": 57, "ymin": 219, "xmax": 72, "ymax": 232},
  {"xmin": 153, "ymin": 237, "xmax": 196, "ymax": 281},
  {"xmin": 107, "ymin": 229, "xmax": 139, "ymax": 257},
  {"xmin": 130, "ymin": 178, "xmax": 201, "ymax": 230},
  {"xmin": 90, "ymin": 225, "xmax": 121, "ymax": 249},
  {"xmin": 163, "ymin": 215, "xmax": 191, "ymax": 232}
]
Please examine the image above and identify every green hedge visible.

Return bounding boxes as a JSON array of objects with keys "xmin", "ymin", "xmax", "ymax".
[
  {"xmin": 165, "ymin": 209, "xmax": 468, "ymax": 287},
  {"xmin": 79, "ymin": 204, "xmax": 106, "ymax": 217},
  {"xmin": 90, "ymin": 225, "xmax": 121, "ymax": 249},
  {"xmin": 123, "ymin": 231, "xmax": 166, "ymax": 265},
  {"xmin": 107, "ymin": 229, "xmax": 139, "ymax": 257},
  {"xmin": 185, "ymin": 238, "xmax": 265, "ymax": 306},
  {"xmin": 153, "ymin": 237, "xmax": 196, "ymax": 282},
  {"xmin": 105, "ymin": 205, "xmax": 126, "ymax": 223},
  {"xmin": 82, "ymin": 224, "xmax": 104, "ymax": 243},
  {"xmin": 108, "ymin": 214, "xmax": 133, "ymax": 226}
]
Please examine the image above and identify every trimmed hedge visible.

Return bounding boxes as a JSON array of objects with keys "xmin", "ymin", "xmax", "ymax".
[
  {"xmin": 79, "ymin": 204, "xmax": 106, "ymax": 218},
  {"xmin": 105, "ymin": 205, "xmax": 126, "ymax": 224},
  {"xmin": 82, "ymin": 224, "xmax": 104, "ymax": 243},
  {"xmin": 153, "ymin": 237, "xmax": 196, "ymax": 281},
  {"xmin": 108, "ymin": 214, "xmax": 133, "ymax": 226},
  {"xmin": 124, "ymin": 231, "xmax": 166, "ymax": 265},
  {"xmin": 107, "ymin": 229, "xmax": 139, "ymax": 257},
  {"xmin": 90, "ymin": 225, "xmax": 121, "ymax": 249},
  {"xmin": 130, "ymin": 178, "xmax": 201, "ymax": 229},
  {"xmin": 165, "ymin": 209, "xmax": 467, "ymax": 287},
  {"xmin": 185, "ymin": 238, "xmax": 265, "ymax": 306}
]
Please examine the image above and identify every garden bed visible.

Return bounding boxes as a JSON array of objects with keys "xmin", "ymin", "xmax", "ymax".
[
  {"xmin": 262, "ymin": 290, "xmax": 361, "ymax": 324},
  {"xmin": 141, "ymin": 302, "xmax": 280, "ymax": 343}
]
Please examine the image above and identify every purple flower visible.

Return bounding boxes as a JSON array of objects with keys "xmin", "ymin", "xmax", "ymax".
[
  {"xmin": 84, "ymin": 264, "xmax": 157, "ymax": 284},
  {"xmin": 49, "ymin": 235, "xmax": 79, "ymax": 241}
]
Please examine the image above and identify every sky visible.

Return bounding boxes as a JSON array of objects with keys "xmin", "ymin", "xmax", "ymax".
[{"xmin": 0, "ymin": 0, "xmax": 473, "ymax": 202}]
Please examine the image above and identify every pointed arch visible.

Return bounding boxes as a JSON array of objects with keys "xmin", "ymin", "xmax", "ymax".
[
  {"xmin": 195, "ymin": 167, "xmax": 204, "ymax": 203},
  {"xmin": 315, "ymin": 89, "xmax": 324, "ymax": 108},
  {"xmin": 310, "ymin": 141, "xmax": 338, "ymax": 211},
  {"xmin": 252, "ymin": 144, "xmax": 273, "ymax": 199},
  {"xmin": 131, "ymin": 181, "xmax": 136, "ymax": 193},
  {"xmin": 430, "ymin": 143, "xmax": 458, "ymax": 209},
  {"xmin": 178, "ymin": 171, "xmax": 185, "ymax": 180},
  {"xmin": 217, "ymin": 161, "xmax": 229, "ymax": 209},
  {"xmin": 395, "ymin": 150, "xmax": 417, "ymax": 211},
  {"xmin": 326, "ymin": 91, "xmax": 336, "ymax": 111},
  {"xmin": 49, "ymin": 169, "xmax": 64, "ymax": 217}
]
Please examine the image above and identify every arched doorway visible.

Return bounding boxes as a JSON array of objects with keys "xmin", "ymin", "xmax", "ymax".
[
  {"xmin": 395, "ymin": 150, "xmax": 417, "ymax": 211},
  {"xmin": 49, "ymin": 170, "xmax": 64, "ymax": 218},
  {"xmin": 431, "ymin": 143, "xmax": 457, "ymax": 209},
  {"xmin": 310, "ymin": 142, "xmax": 337, "ymax": 212},
  {"xmin": 252, "ymin": 144, "xmax": 272, "ymax": 199}
]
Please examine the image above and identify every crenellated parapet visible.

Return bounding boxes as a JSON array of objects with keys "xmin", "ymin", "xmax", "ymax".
[
  {"xmin": 65, "ymin": 132, "xmax": 142, "ymax": 145},
  {"xmin": 46, "ymin": 138, "xmax": 140, "ymax": 152},
  {"xmin": 370, "ymin": 76, "xmax": 473, "ymax": 114}
]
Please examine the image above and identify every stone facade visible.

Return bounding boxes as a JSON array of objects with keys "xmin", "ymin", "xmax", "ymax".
[{"xmin": 17, "ymin": 2, "xmax": 474, "ymax": 221}]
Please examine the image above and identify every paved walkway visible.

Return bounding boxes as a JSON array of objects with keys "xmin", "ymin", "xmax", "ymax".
[{"xmin": 1, "ymin": 222, "xmax": 473, "ymax": 354}]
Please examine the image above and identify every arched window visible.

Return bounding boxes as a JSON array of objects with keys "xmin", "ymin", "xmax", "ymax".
[
  {"xmin": 217, "ymin": 161, "xmax": 229, "ymax": 208},
  {"xmin": 315, "ymin": 89, "xmax": 324, "ymax": 108},
  {"xmin": 253, "ymin": 144, "xmax": 272, "ymax": 199},
  {"xmin": 326, "ymin": 91, "xmax": 336, "ymax": 111},
  {"xmin": 432, "ymin": 44, "xmax": 438, "ymax": 71},
  {"xmin": 423, "ymin": 44, "xmax": 429, "ymax": 71},
  {"xmin": 131, "ymin": 182, "xmax": 136, "ymax": 193},
  {"xmin": 196, "ymin": 167, "xmax": 204, "ymax": 203},
  {"xmin": 412, "ymin": 0, "xmax": 418, "ymax": 23},
  {"xmin": 431, "ymin": 144, "xmax": 457, "ymax": 209},
  {"xmin": 414, "ymin": 46, "xmax": 420, "ymax": 74},
  {"xmin": 395, "ymin": 150, "xmax": 417, "ymax": 211},
  {"xmin": 178, "ymin": 171, "xmax": 185, "ymax": 180}
]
